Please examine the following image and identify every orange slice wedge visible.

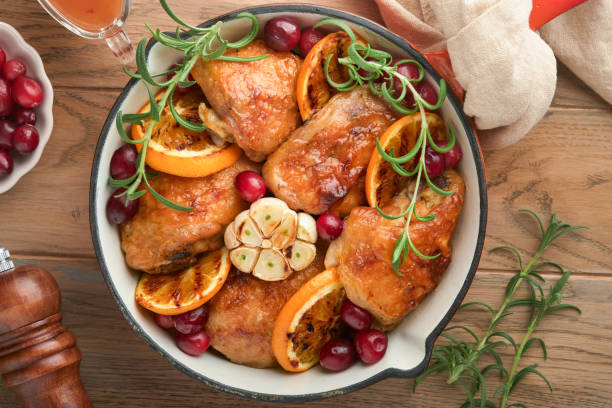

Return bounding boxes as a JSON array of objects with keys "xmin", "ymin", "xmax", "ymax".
[
  {"xmin": 272, "ymin": 268, "xmax": 345, "ymax": 372},
  {"xmin": 296, "ymin": 31, "xmax": 365, "ymax": 122},
  {"xmin": 131, "ymin": 88, "xmax": 242, "ymax": 178},
  {"xmin": 135, "ymin": 248, "xmax": 230, "ymax": 315},
  {"xmin": 365, "ymin": 113, "xmax": 446, "ymax": 208}
]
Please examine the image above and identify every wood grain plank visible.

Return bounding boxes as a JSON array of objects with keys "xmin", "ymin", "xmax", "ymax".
[
  {"xmin": 0, "ymin": 89, "xmax": 113, "ymax": 258},
  {"xmin": 481, "ymin": 106, "xmax": 612, "ymax": 274},
  {"xmin": 0, "ymin": 258, "xmax": 609, "ymax": 407},
  {"xmin": 553, "ymin": 63, "xmax": 610, "ymax": 109},
  {"xmin": 1, "ymin": 89, "xmax": 610, "ymax": 274}
]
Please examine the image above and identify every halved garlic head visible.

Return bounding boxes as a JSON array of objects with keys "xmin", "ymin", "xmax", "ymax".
[{"xmin": 224, "ymin": 197, "xmax": 318, "ymax": 281}]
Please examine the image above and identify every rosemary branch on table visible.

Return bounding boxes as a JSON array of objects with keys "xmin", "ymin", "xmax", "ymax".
[
  {"xmin": 316, "ymin": 18, "xmax": 456, "ymax": 274},
  {"xmin": 108, "ymin": 0, "xmax": 267, "ymax": 211},
  {"xmin": 414, "ymin": 209, "xmax": 586, "ymax": 408}
]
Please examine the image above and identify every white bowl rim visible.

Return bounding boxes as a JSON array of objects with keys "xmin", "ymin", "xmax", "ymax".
[
  {"xmin": 90, "ymin": 4, "xmax": 488, "ymax": 402},
  {"xmin": 0, "ymin": 22, "xmax": 54, "ymax": 194}
]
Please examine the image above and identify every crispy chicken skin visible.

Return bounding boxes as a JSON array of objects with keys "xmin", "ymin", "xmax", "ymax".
[
  {"xmin": 206, "ymin": 245, "xmax": 327, "ymax": 368},
  {"xmin": 191, "ymin": 40, "xmax": 302, "ymax": 162},
  {"xmin": 120, "ymin": 157, "xmax": 259, "ymax": 274},
  {"xmin": 329, "ymin": 170, "xmax": 465, "ymax": 326},
  {"xmin": 262, "ymin": 86, "xmax": 397, "ymax": 215}
]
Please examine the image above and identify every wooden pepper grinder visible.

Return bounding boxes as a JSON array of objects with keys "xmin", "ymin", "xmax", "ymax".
[{"xmin": 0, "ymin": 248, "xmax": 91, "ymax": 407}]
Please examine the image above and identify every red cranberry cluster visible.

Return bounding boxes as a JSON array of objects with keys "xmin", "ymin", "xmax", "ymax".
[
  {"xmin": 0, "ymin": 47, "xmax": 45, "ymax": 178},
  {"xmin": 320, "ymin": 299, "xmax": 388, "ymax": 371},
  {"xmin": 154, "ymin": 305, "xmax": 211, "ymax": 356},
  {"xmin": 424, "ymin": 140, "xmax": 463, "ymax": 179},
  {"xmin": 264, "ymin": 18, "xmax": 324, "ymax": 55}
]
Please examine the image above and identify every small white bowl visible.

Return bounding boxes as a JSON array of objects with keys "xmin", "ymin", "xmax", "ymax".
[
  {"xmin": 90, "ymin": 5, "xmax": 487, "ymax": 402},
  {"xmin": 0, "ymin": 22, "xmax": 54, "ymax": 194}
]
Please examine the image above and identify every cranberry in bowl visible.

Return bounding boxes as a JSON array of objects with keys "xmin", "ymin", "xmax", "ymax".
[{"xmin": 0, "ymin": 23, "xmax": 53, "ymax": 194}]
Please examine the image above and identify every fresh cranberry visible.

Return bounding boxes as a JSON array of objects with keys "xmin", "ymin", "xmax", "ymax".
[
  {"xmin": 11, "ymin": 76, "xmax": 43, "ymax": 108},
  {"xmin": 13, "ymin": 108, "xmax": 36, "ymax": 125},
  {"xmin": 173, "ymin": 305, "xmax": 209, "ymax": 335},
  {"xmin": 176, "ymin": 330, "xmax": 210, "ymax": 356},
  {"xmin": 0, "ymin": 78, "xmax": 14, "ymax": 116},
  {"xmin": 235, "ymin": 170, "xmax": 266, "ymax": 202},
  {"xmin": 319, "ymin": 338, "xmax": 356, "ymax": 371},
  {"xmin": 417, "ymin": 81, "xmax": 439, "ymax": 107},
  {"xmin": 106, "ymin": 188, "xmax": 139, "ymax": 224},
  {"xmin": 0, "ymin": 119, "xmax": 16, "ymax": 150},
  {"xmin": 316, "ymin": 211, "xmax": 344, "ymax": 241},
  {"xmin": 424, "ymin": 146, "xmax": 444, "ymax": 179},
  {"xmin": 0, "ymin": 48, "xmax": 5, "ymax": 71},
  {"xmin": 264, "ymin": 17, "xmax": 301, "ymax": 52},
  {"xmin": 0, "ymin": 150, "xmax": 13, "ymax": 178},
  {"xmin": 393, "ymin": 60, "xmax": 420, "ymax": 98},
  {"xmin": 154, "ymin": 313, "xmax": 175, "ymax": 330},
  {"xmin": 299, "ymin": 27, "xmax": 324, "ymax": 56},
  {"xmin": 443, "ymin": 142, "xmax": 463, "ymax": 169},
  {"xmin": 354, "ymin": 329, "xmax": 388, "ymax": 364},
  {"xmin": 110, "ymin": 144, "xmax": 137, "ymax": 180},
  {"xmin": 12, "ymin": 124, "xmax": 39, "ymax": 154},
  {"xmin": 340, "ymin": 299, "xmax": 372, "ymax": 330},
  {"xmin": 2, "ymin": 59, "xmax": 26, "ymax": 81}
]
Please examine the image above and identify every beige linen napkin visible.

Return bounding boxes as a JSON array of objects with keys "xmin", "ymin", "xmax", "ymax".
[{"xmin": 374, "ymin": 0, "xmax": 611, "ymax": 150}]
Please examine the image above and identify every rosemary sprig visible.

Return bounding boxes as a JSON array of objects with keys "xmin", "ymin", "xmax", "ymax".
[
  {"xmin": 414, "ymin": 210, "xmax": 587, "ymax": 408},
  {"xmin": 109, "ymin": 0, "xmax": 267, "ymax": 211},
  {"xmin": 315, "ymin": 18, "xmax": 455, "ymax": 273}
]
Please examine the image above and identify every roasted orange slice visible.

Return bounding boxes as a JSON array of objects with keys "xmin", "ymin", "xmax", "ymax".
[
  {"xmin": 296, "ymin": 31, "xmax": 365, "ymax": 121},
  {"xmin": 365, "ymin": 113, "xmax": 446, "ymax": 208},
  {"xmin": 135, "ymin": 248, "xmax": 230, "ymax": 315},
  {"xmin": 131, "ymin": 88, "xmax": 242, "ymax": 177},
  {"xmin": 272, "ymin": 268, "xmax": 345, "ymax": 372}
]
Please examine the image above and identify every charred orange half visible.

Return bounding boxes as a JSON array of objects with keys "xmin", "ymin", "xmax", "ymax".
[
  {"xmin": 131, "ymin": 88, "xmax": 242, "ymax": 178},
  {"xmin": 272, "ymin": 268, "xmax": 345, "ymax": 372},
  {"xmin": 135, "ymin": 248, "xmax": 231, "ymax": 315},
  {"xmin": 365, "ymin": 113, "xmax": 447, "ymax": 208},
  {"xmin": 296, "ymin": 31, "xmax": 365, "ymax": 122}
]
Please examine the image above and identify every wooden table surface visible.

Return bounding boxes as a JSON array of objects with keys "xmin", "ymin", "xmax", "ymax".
[{"xmin": 1, "ymin": 0, "xmax": 611, "ymax": 406}]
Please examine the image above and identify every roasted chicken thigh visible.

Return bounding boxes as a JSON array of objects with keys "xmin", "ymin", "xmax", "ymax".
[
  {"xmin": 191, "ymin": 40, "xmax": 302, "ymax": 162},
  {"xmin": 327, "ymin": 169, "xmax": 465, "ymax": 326},
  {"xmin": 263, "ymin": 86, "xmax": 397, "ymax": 215},
  {"xmin": 120, "ymin": 157, "xmax": 259, "ymax": 274},
  {"xmin": 205, "ymin": 244, "xmax": 327, "ymax": 368}
]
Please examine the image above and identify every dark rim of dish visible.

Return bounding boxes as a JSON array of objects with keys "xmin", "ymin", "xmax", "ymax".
[{"xmin": 90, "ymin": 4, "xmax": 488, "ymax": 403}]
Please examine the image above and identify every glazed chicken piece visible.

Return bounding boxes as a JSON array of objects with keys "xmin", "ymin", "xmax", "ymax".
[
  {"xmin": 191, "ymin": 40, "xmax": 302, "ymax": 162},
  {"xmin": 206, "ymin": 244, "xmax": 327, "ymax": 368},
  {"xmin": 326, "ymin": 170, "xmax": 465, "ymax": 326},
  {"xmin": 120, "ymin": 157, "xmax": 259, "ymax": 274},
  {"xmin": 263, "ymin": 86, "xmax": 397, "ymax": 215}
]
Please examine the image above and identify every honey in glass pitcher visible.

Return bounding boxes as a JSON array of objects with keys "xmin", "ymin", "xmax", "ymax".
[
  {"xmin": 37, "ymin": 0, "xmax": 134, "ymax": 64},
  {"xmin": 46, "ymin": 0, "xmax": 123, "ymax": 31}
]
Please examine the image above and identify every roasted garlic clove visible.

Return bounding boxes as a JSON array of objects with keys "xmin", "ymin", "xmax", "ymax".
[
  {"xmin": 287, "ymin": 241, "xmax": 316, "ymax": 271},
  {"xmin": 234, "ymin": 210, "xmax": 263, "ymax": 247},
  {"xmin": 253, "ymin": 248, "xmax": 291, "ymax": 281},
  {"xmin": 249, "ymin": 197, "xmax": 287, "ymax": 237},
  {"xmin": 230, "ymin": 246, "xmax": 261, "ymax": 273},
  {"xmin": 297, "ymin": 212, "xmax": 317, "ymax": 243},
  {"xmin": 269, "ymin": 210, "xmax": 297, "ymax": 249},
  {"xmin": 224, "ymin": 222, "xmax": 240, "ymax": 250}
]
